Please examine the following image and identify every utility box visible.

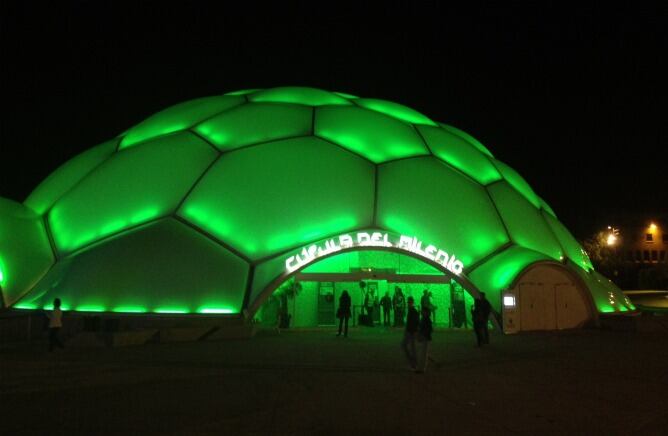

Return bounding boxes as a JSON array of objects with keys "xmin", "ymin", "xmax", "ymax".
[{"xmin": 502, "ymin": 292, "xmax": 519, "ymax": 334}]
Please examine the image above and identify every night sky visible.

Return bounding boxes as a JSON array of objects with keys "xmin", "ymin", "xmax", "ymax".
[{"xmin": 1, "ymin": 3, "xmax": 666, "ymax": 239}]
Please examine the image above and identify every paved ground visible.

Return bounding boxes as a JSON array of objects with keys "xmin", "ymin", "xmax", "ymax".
[
  {"xmin": 627, "ymin": 290, "xmax": 668, "ymax": 310},
  {"xmin": 1, "ymin": 325, "xmax": 667, "ymax": 435}
]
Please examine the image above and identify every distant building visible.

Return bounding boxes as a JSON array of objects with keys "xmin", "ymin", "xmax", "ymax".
[
  {"xmin": 618, "ymin": 220, "xmax": 667, "ymax": 265},
  {"xmin": 608, "ymin": 217, "xmax": 668, "ymax": 289}
]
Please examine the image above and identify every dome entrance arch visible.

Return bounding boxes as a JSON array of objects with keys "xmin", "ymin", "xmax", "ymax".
[{"xmin": 246, "ymin": 230, "xmax": 501, "ymax": 329}]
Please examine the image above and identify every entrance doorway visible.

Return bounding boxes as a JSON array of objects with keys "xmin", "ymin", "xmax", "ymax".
[{"xmin": 255, "ymin": 250, "xmax": 477, "ymax": 329}]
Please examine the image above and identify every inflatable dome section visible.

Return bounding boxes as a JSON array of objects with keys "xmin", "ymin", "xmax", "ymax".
[{"xmin": 0, "ymin": 86, "xmax": 634, "ymax": 332}]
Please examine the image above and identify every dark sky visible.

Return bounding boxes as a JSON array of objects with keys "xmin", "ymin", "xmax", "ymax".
[{"xmin": 1, "ymin": 2, "xmax": 666, "ymax": 239}]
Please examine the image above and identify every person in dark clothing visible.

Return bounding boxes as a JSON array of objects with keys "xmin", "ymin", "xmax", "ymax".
[
  {"xmin": 472, "ymin": 292, "xmax": 491, "ymax": 346},
  {"xmin": 363, "ymin": 289, "xmax": 377, "ymax": 326},
  {"xmin": 337, "ymin": 290, "xmax": 352, "ymax": 337},
  {"xmin": 416, "ymin": 307, "xmax": 433, "ymax": 373},
  {"xmin": 380, "ymin": 291, "xmax": 392, "ymax": 326},
  {"xmin": 393, "ymin": 287, "xmax": 406, "ymax": 327},
  {"xmin": 400, "ymin": 296, "xmax": 420, "ymax": 369},
  {"xmin": 46, "ymin": 298, "xmax": 64, "ymax": 352}
]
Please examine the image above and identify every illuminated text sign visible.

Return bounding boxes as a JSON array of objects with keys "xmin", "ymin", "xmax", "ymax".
[{"xmin": 285, "ymin": 231, "xmax": 464, "ymax": 275}]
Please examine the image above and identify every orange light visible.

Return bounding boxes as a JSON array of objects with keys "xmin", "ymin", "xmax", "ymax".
[{"xmin": 606, "ymin": 234, "xmax": 617, "ymax": 246}]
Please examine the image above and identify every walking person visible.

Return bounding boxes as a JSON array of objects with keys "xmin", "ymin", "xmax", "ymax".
[
  {"xmin": 472, "ymin": 292, "xmax": 491, "ymax": 347},
  {"xmin": 364, "ymin": 288, "xmax": 377, "ymax": 326},
  {"xmin": 46, "ymin": 298, "xmax": 65, "ymax": 352},
  {"xmin": 380, "ymin": 291, "xmax": 392, "ymax": 326},
  {"xmin": 393, "ymin": 286, "xmax": 406, "ymax": 327},
  {"xmin": 400, "ymin": 296, "xmax": 419, "ymax": 370},
  {"xmin": 337, "ymin": 290, "xmax": 351, "ymax": 337},
  {"xmin": 416, "ymin": 307, "xmax": 433, "ymax": 373}
]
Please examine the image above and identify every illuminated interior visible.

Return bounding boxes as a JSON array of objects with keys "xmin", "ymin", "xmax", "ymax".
[{"xmin": 0, "ymin": 86, "xmax": 632, "ymax": 318}]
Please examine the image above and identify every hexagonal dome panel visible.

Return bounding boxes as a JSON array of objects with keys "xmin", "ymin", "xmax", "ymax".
[
  {"xmin": 376, "ymin": 156, "xmax": 509, "ymax": 267},
  {"xmin": 49, "ymin": 132, "xmax": 217, "ymax": 254},
  {"xmin": 178, "ymin": 136, "xmax": 375, "ymax": 260}
]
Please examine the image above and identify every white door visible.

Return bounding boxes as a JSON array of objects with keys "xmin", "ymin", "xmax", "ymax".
[
  {"xmin": 519, "ymin": 283, "xmax": 542, "ymax": 331},
  {"xmin": 555, "ymin": 283, "xmax": 589, "ymax": 329},
  {"xmin": 519, "ymin": 282, "xmax": 556, "ymax": 331}
]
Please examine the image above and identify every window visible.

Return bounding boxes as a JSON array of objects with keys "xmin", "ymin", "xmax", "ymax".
[
  {"xmin": 627, "ymin": 250, "xmax": 634, "ymax": 261},
  {"xmin": 646, "ymin": 233, "xmax": 654, "ymax": 242},
  {"xmin": 660, "ymin": 250, "xmax": 666, "ymax": 261},
  {"xmin": 663, "ymin": 234, "xmax": 668, "ymax": 243},
  {"xmin": 636, "ymin": 250, "xmax": 642, "ymax": 262},
  {"xmin": 643, "ymin": 250, "xmax": 650, "ymax": 261},
  {"xmin": 652, "ymin": 250, "xmax": 658, "ymax": 261}
]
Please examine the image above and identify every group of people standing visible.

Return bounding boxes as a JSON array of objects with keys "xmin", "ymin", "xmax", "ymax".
[{"xmin": 359, "ymin": 286, "xmax": 434, "ymax": 328}]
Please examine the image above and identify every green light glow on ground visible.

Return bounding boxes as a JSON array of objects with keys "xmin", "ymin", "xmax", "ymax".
[
  {"xmin": 13, "ymin": 303, "xmax": 38, "ymax": 310},
  {"xmin": 198, "ymin": 307, "xmax": 235, "ymax": 314},
  {"xmin": 155, "ymin": 307, "xmax": 189, "ymax": 314},
  {"xmin": 76, "ymin": 305, "xmax": 106, "ymax": 312},
  {"xmin": 113, "ymin": 306, "xmax": 148, "ymax": 313}
]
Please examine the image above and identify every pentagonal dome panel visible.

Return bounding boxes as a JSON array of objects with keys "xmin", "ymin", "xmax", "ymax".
[
  {"xmin": 468, "ymin": 245, "xmax": 552, "ymax": 310},
  {"xmin": 493, "ymin": 159, "xmax": 542, "ymax": 208},
  {"xmin": 17, "ymin": 218, "xmax": 249, "ymax": 314},
  {"xmin": 376, "ymin": 156, "xmax": 509, "ymax": 267},
  {"xmin": 417, "ymin": 125, "xmax": 501, "ymax": 185},
  {"xmin": 48, "ymin": 132, "xmax": 217, "ymax": 254},
  {"xmin": 248, "ymin": 86, "xmax": 351, "ymax": 106},
  {"xmin": 119, "ymin": 95, "xmax": 245, "ymax": 149},
  {"xmin": 194, "ymin": 103, "xmax": 313, "ymax": 151},
  {"xmin": 0, "ymin": 199, "xmax": 54, "ymax": 306},
  {"xmin": 542, "ymin": 211, "xmax": 593, "ymax": 270},
  {"xmin": 315, "ymin": 106, "xmax": 430, "ymax": 163},
  {"xmin": 353, "ymin": 98, "xmax": 436, "ymax": 126},
  {"xmin": 487, "ymin": 181, "xmax": 563, "ymax": 260},
  {"xmin": 24, "ymin": 139, "xmax": 117, "ymax": 214},
  {"xmin": 178, "ymin": 136, "xmax": 375, "ymax": 260}
]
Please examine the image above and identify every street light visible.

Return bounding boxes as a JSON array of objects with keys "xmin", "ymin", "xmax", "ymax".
[{"xmin": 605, "ymin": 226, "xmax": 619, "ymax": 246}]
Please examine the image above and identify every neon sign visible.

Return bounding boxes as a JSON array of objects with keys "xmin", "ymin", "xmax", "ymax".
[{"xmin": 285, "ymin": 231, "xmax": 464, "ymax": 275}]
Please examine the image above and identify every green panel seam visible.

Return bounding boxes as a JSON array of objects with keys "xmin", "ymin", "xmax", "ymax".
[
  {"xmin": 120, "ymin": 97, "xmax": 249, "ymax": 150},
  {"xmin": 372, "ymin": 164, "xmax": 379, "ymax": 227},
  {"xmin": 59, "ymin": 217, "xmax": 167, "ymax": 260},
  {"xmin": 483, "ymin": 182, "xmax": 513, "ymax": 245},
  {"xmin": 464, "ymin": 241, "xmax": 514, "ymax": 276},
  {"xmin": 314, "ymin": 134, "xmax": 376, "ymax": 164},
  {"xmin": 41, "ymin": 137, "xmax": 120, "ymax": 216},
  {"xmin": 540, "ymin": 209, "xmax": 572, "ymax": 266},
  {"xmin": 242, "ymin": 264, "xmax": 255, "ymax": 313},
  {"xmin": 172, "ymin": 215, "xmax": 253, "ymax": 264}
]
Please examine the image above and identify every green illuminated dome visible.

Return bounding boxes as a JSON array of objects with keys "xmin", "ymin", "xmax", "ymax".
[{"xmin": 0, "ymin": 86, "xmax": 630, "ymax": 316}]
